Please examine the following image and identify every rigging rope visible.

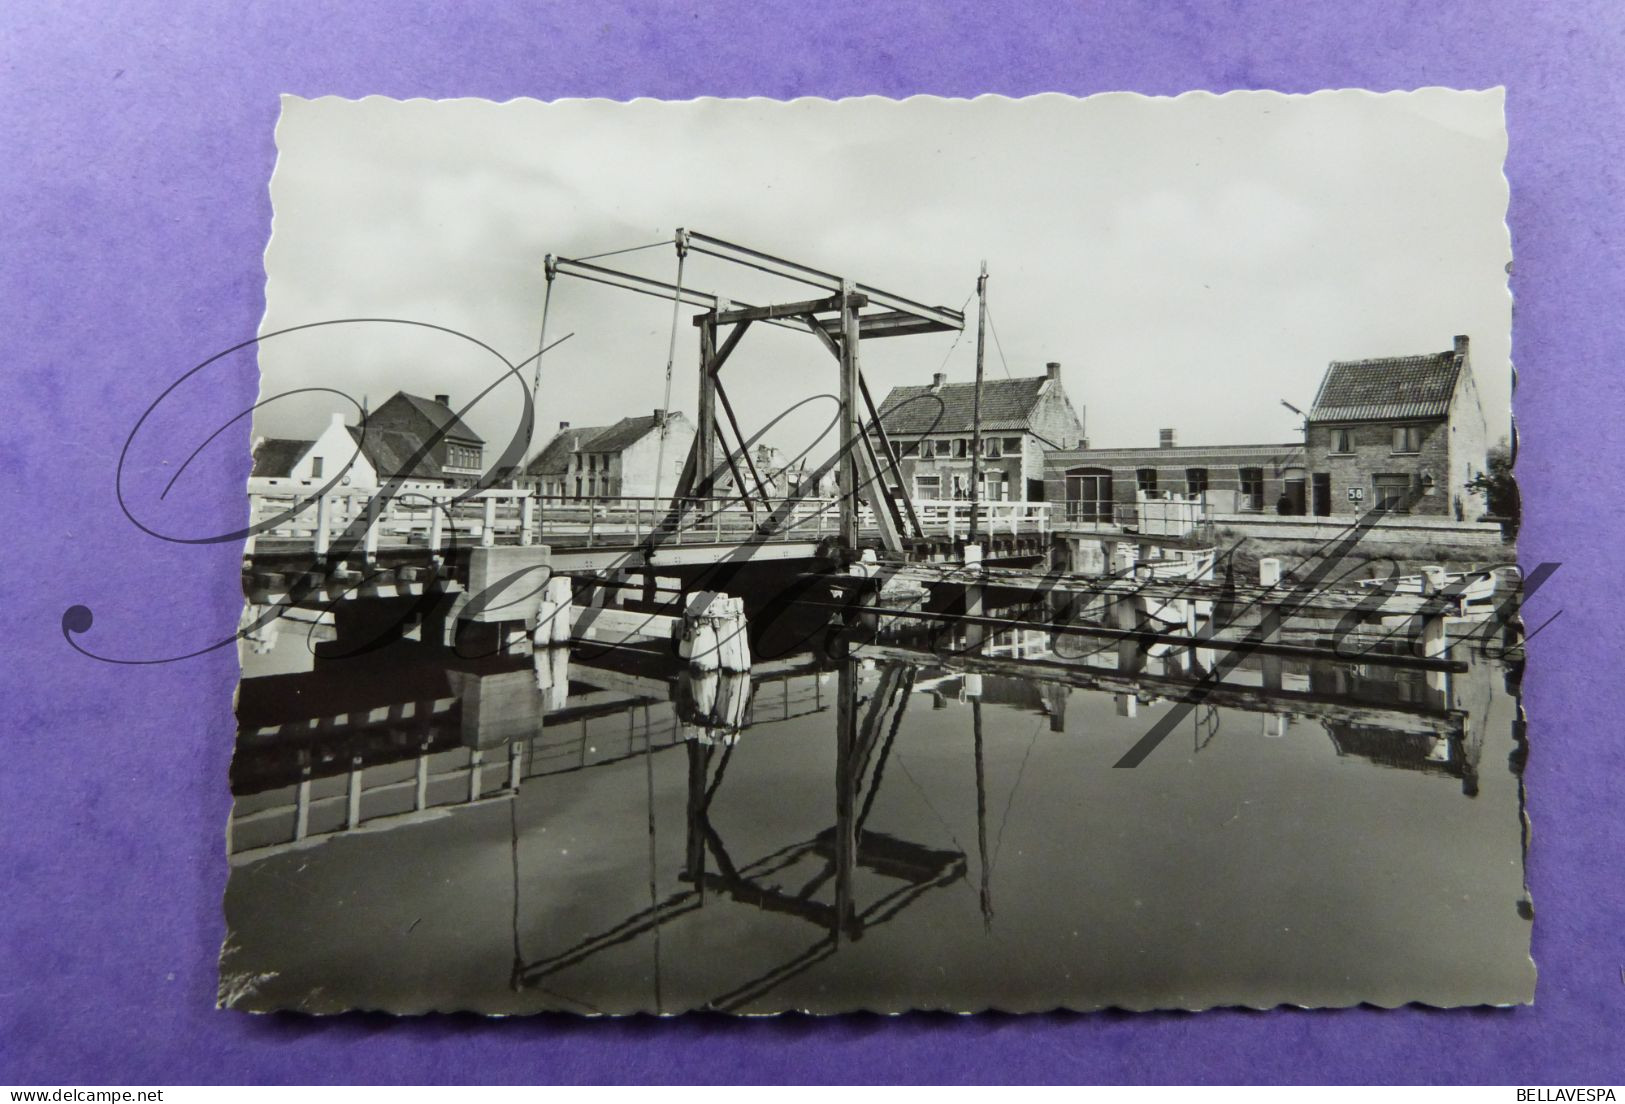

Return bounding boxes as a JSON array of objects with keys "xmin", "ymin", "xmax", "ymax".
[
  {"xmin": 985, "ymin": 302, "xmax": 1014, "ymax": 380},
  {"xmin": 573, "ymin": 238, "xmax": 672, "ymax": 263},
  {"xmin": 932, "ymin": 293, "xmax": 977, "ymax": 375}
]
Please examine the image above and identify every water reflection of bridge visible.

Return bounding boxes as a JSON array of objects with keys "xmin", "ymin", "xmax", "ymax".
[
  {"xmin": 232, "ymin": 601, "xmax": 1486, "ymax": 861},
  {"xmin": 230, "ymin": 594, "xmax": 1500, "ymax": 1008}
]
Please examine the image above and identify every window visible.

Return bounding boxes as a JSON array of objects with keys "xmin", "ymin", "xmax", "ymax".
[
  {"xmin": 1373, "ymin": 474, "xmax": 1411, "ymax": 513},
  {"xmin": 309, "ymin": 456, "xmax": 324, "ymax": 479},
  {"xmin": 1185, "ymin": 467, "xmax": 1209, "ymax": 496},
  {"xmin": 984, "ymin": 437, "xmax": 1002, "ymax": 458},
  {"xmin": 1392, "ymin": 425, "xmax": 1424, "ymax": 454},
  {"xmin": 919, "ymin": 439, "xmax": 936, "ymax": 460},
  {"xmin": 953, "ymin": 438, "xmax": 968, "ymax": 459},
  {"xmin": 1002, "ymin": 437, "xmax": 1022, "ymax": 454},
  {"xmin": 1239, "ymin": 466, "xmax": 1265, "ymax": 510},
  {"xmin": 901, "ymin": 441, "xmax": 920, "ymax": 458},
  {"xmin": 1065, "ymin": 467, "xmax": 1114, "ymax": 523},
  {"xmin": 1136, "ymin": 467, "xmax": 1158, "ymax": 495},
  {"xmin": 914, "ymin": 474, "xmax": 941, "ymax": 500},
  {"xmin": 1331, "ymin": 428, "xmax": 1354, "ymax": 454}
]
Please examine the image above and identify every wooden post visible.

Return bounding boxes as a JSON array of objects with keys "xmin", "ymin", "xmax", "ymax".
[
  {"xmin": 314, "ymin": 493, "xmax": 331, "ymax": 558},
  {"xmin": 963, "ymin": 542, "xmax": 985, "ymax": 651},
  {"xmin": 481, "ymin": 497, "xmax": 496, "ymax": 547},
  {"xmin": 685, "ymin": 740, "xmax": 708, "ymax": 890},
  {"xmin": 364, "ymin": 493, "xmax": 381, "ymax": 560},
  {"xmin": 294, "ymin": 772, "xmax": 311, "ymax": 841},
  {"xmin": 839, "ymin": 280, "xmax": 862, "ymax": 551},
  {"xmin": 520, "ymin": 494, "xmax": 535, "ymax": 546},
  {"xmin": 428, "ymin": 494, "xmax": 445, "ymax": 551},
  {"xmin": 346, "ymin": 760, "xmax": 362, "ymax": 829},
  {"xmin": 1115, "ymin": 594, "xmax": 1146, "ymax": 675},
  {"xmin": 1259, "ymin": 604, "xmax": 1284, "ymax": 691},
  {"xmin": 697, "ymin": 315, "xmax": 718, "ymax": 499},
  {"xmin": 834, "ymin": 660, "xmax": 858, "ymax": 943}
]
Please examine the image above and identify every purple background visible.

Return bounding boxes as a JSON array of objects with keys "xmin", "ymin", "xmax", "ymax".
[{"xmin": 2, "ymin": 0, "xmax": 1621, "ymax": 1085}]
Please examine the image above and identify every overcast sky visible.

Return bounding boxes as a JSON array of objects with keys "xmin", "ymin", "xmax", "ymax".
[{"xmin": 258, "ymin": 90, "xmax": 1511, "ymax": 461}]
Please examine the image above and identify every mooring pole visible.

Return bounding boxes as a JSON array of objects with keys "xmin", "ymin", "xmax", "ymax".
[{"xmin": 970, "ymin": 260, "xmax": 988, "ymax": 544}]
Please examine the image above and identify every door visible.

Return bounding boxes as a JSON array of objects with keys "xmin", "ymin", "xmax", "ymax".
[
  {"xmin": 1311, "ymin": 473, "xmax": 1331, "ymax": 516},
  {"xmin": 1283, "ymin": 477, "xmax": 1307, "ymax": 515}
]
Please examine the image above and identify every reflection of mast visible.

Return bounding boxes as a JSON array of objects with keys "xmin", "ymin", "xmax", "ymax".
[{"xmin": 972, "ymin": 697, "xmax": 993, "ymax": 932}]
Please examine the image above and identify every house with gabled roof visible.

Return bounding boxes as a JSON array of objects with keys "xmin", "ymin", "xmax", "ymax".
[
  {"xmin": 1303, "ymin": 335, "xmax": 1488, "ymax": 519},
  {"xmin": 873, "ymin": 362, "xmax": 1086, "ymax": 502},
  {"xmin": 524, "ymin": 409, "xmax": 695, "ymax": 500},
  {"xmin": 366, "ymin": 391, "xmax": 486, "ymax": 487},
  {"xmin": 250, "ymin": 437, "xmax": 320, "ymax": 481},
  {"xmin": 251, "ymin": 413, "xmax": 382, "ymax": 489}
]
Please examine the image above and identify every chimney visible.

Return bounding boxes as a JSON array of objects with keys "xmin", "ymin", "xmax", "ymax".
[
  {"xmin": 434, "ymin": 393, "xmax": 451, "ymax": 407},
  {"xmin": 652, "ymin": 408, "xmax": 665, "ymax": 427},
  {"xmin": 1453, "ymin": 334, "xmax": 1469, "ymax": 356},
  {"xmin": 1159, "ymin": 427, "xmax": 1177, "ymax": 449},
  {"xmin": 558, "ymin": 420, "xmax": 570, "ymax": 430},
  {"xmin": 931, "ymin": 372, "xmax": 947, "ymax": 390},
  {"xmin": 1046, "ymin": 361, "xmax": 1062, "ymax": 380}
]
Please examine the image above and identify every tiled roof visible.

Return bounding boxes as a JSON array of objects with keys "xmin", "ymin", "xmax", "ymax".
[
  {"xmin": 587, "ymin": 414, "xmax": 671, "ymax": 453},
  {"xmin": 524, "ymin": 414, "xmax": 687, "ymax": 477},
  {"xmin": 393, "ymin": 392, "xmax": 484, "ymax": 444},
  {"xmin": 251, "ymin": 437, "xmax": 312, "ymax": 478},
  {"xmin": 877, "ymin": 376, "xmax": 1052, "ymax": 434},
  {"xmin": 526, "ymin": 425, "xmax": 609, "ymax": 477},
  {"xmin": 348, "ymin": 425, "xmax": 443, "ymax": 480},
  {"xmin": 1308, "ymin": 348, "xmax": 1463, "ymax": 423}
]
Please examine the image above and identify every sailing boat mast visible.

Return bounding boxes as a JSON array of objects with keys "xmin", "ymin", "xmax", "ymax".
[{"xmin": 969, "ymin": 260, "xmax": 988, "ymax": 543}]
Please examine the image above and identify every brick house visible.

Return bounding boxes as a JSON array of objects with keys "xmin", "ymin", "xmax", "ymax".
[
  {"xmin": 873, "ymin": 362, "xmax": 1087, "ymax": 503},
  {"xmin": 524, "ymin": 410, "xmax": 694, "ymax": 500},
  {"xmin": 1043, "ymin": 432, "xmax": 1307, "ymax": 524},
  {"xmin": 365, "ymin": 391, "xmax": 486, "ymax": 488},
  {"xmin": 1303, "ymin": 335, "xmax": 1488, "ymax": 519}
]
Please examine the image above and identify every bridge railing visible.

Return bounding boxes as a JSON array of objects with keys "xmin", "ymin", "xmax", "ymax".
[
  {"xmin": 244, "ymin": 483, "xmax": 855, "ymax": 553},
  {"xmin": 910, "ymin": 499, "xmax": 1052, "ymax": 539},
  {"xmin": 244, "ymin": 483, "xmax": 1054, "ymax": 556}
]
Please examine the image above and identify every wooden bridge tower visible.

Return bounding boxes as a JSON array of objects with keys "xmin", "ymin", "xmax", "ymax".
[{"xmin": 546, "ymin": 230, "xmax": 966, "ymax": 555}]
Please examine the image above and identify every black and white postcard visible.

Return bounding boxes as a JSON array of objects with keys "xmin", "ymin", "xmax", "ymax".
[{"xmin": 221, "ymin": 90, "xmax": 1528, "ymax": 1015}]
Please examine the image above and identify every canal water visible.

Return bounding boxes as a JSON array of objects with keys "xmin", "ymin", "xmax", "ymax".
[{"xmin": 222, "ymin": 595, "xmax": 1534, "ymax": 1015}]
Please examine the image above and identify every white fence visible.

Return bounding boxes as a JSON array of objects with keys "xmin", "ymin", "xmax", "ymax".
[{"xmin": 244, "ymin": 482, "xmax": 1055, "ymax": 556}]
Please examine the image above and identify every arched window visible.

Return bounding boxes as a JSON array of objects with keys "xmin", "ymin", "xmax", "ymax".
[{"xmin": 1064, "ymin": 467, "xmax": 1113, "ymax": 523}]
